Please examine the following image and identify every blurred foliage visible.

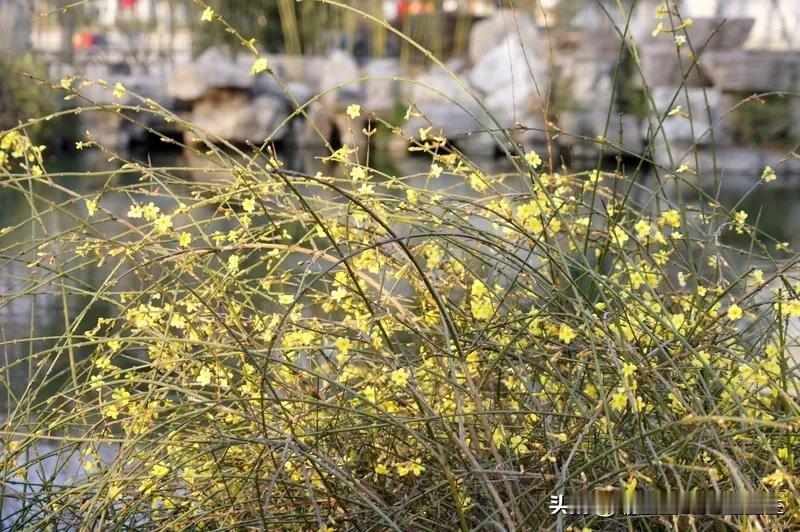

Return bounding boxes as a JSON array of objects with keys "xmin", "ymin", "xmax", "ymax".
[
  {"xmin": 729, "ymin": 93, "xmax": 795, "ymax": 149},
  {"xmin": 615, "ymin": 47, "xmax": 649, "ymax": 119},
  {"xmin": 194, "ymin": 0, "xmax": 389, "ymax": 57},
  {"xmin": 0, "ymin": 55, "xmax": 67, "ymax": 143}
]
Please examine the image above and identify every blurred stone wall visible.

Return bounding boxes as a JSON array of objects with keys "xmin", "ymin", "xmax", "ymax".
[{"xmin": 0, "ymin": 0, "xmax": 32, "ymax": 52}]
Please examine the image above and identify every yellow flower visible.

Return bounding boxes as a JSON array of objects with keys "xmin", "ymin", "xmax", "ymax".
[
  {"xmin": 346, "ymin": 104, "xmax": 361, "ymax": 119},
  {"xmin": 350, "ymin": 166, "xmax": 367, "ymax": 181},
  {"xmin": 733, "ymin": 210, "xmax": 748, "ymax": 233},
  {"xmin": 468, "ymin": 171, "xmax": 487, "ymax": 192},
  {"xmin": 727, "ymin": 303, "xmax": 743, "ymax": 321},
  {"xmin": 612, "ymin": 226, "xmax": 629, "ymax": 246},
  {"xmin": 396, "ymin": 458, "xmax": 425, "ymax": 477},
  {"xmin": 278, "ymin": 294, "xmax": 294, "ymax": 305},
  {"xmin": 151, "ymin": 462, "xmax": 169, "ymax": 477},
  {"xmin": 142, "ymin": 202, "xmax": 160, "ymax": 221},
  {"xmin": 169, "ymin": 314, "xmax": 187, "ymax": 329},
  {"xmin": 227, "ymin": 255, "xmax": 240, "ymax": 274},
  {"xmin": 154, "ymin": 214, "xmax": 173, "ymax": 234},
  {"xmin": 362, "ymin": 385, "xmax": 378, "ymax": 403},
  {"xmin": 374, "ymin": 463, "xmax": 390, "ymax": 475},
  {"xmin": 622, "ymin": 362, "xmax": 637, "ymax": 378},
  {"xmin": 470, "ymin": 280, "xmax": 493, "ymax": 320},
  {"xmin": 178, "ymin": 232, "xmax": 192, "ymax": 247},
  {"xmin": 111, "ymin": 388, "xmax": 131, "ymax": 407},
  {"xmin": 430, "ymin": 163, "xmax": 443, "ymax": 178},
  {"xmin": 112, "ymin": 82, "xmax": 126, "ymax": 99},
  {"xmin": 242, "ymin": 197, "xmax": 256, "ymax": 213},
  {"xmin": 85, "ymin": 199, "xmax": 98, "ymax": 217},
  {"xmin": 610, "ymin": 390, "xmax": 627, "ymax": 411},
  {"xmin": 334, "ymin": 337, "xmax": 351, "ymax": 359},
  {"xmin": 201, "ymin": 6, "xmax": 214, "ymax": 22},
  {"xmin": 658, "ymin": 209, "xmax": 681, "ymax": 228},
  {"xmin": 762, "ymin": 166, "xmax": 777, "ymax": 182},
  {"xmin": 102, "ymin": 403, "xmax": 120, "ymax": 420},
  {"xmin": 107, "ymin": 484, "xmax": 123, "ymax": 500},
  {"xmin": 250, "ymin": 57, "xmax": 268, "ymax": 75},
  {"xmin": 558, "ymin": 323, "xmax": 577, "ymax": 344},
  {"xmin": 196, "ymin": 366, "xmax": 213, "ymax": 386},
  {"xmin": 761, "ymin": 468, "xmax": 788, "ymax": 488},
  {"xmin": 390, "ymin": 368, "xmax": 410, "ymax": 388},
  {"xmin": 509, "ymin": 434, "xmax": 529, "ymax": 454},
  {"xmin": 127, "ymin": 204, "xmax": 143, "ymax": 219},
  {"xmin": 524, "ymin": 150, "xmax": 541, "ymax": 169},
  {"xmin": 634, "ymin": 219, "xmax": 651, "ymax": 240}
]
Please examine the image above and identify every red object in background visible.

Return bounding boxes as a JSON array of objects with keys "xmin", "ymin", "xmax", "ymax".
[
  {"xmin": 72, "ymin": 31, "xmax": 96, "ymax": 50},
  {"xmin": 396, "ymin": 0, "xmax": 432, "ymax": 19},
  {"xmin": 121, "ymin": 0, "xmax": 136, "ymax": 7},
  {"xmin": 397, "ymin": 0, "xmax": 410, "ymax": 19}
]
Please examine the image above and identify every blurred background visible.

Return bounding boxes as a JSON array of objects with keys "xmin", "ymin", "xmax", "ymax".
[{"xmin": 2, "ymin": 1, "xmax": 800, "ymax": 228}]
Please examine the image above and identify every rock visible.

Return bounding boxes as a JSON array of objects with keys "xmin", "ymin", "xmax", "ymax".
[
  {"xmin": 443, "ymin": 57, "xmax": 467, "ymax": 74},
  {"xmin": 405, "ymin": 68, "xmax": 489, "ymax": 139},
  {"xmin": 468, "ymin": 9, "xmax": 538, "ymax": 66},
  {"xmin": 644, "ymin": 86, "xmax": 721, "ymax": 146},
  {"xmin": 189, "ymin": 89, "xmax": 289, "ymax": 144},
  {"xmin": 466, "ymin": 10, "xmax": 549, "ymax": 134},
  {"xmin": 362, "ymin": 58, "xmax": 401, "ymax": 113},
  {"xmin": 684, "ymin": 18, "xmax": 754, "ymax": 50},
  {"xmin": 484, "ymin": 81, "xmax": 536, "ymax": 129},
  {"xmin": 558, "ymin": 56, "xmax": 614, "ymax": 108},
  {"xmin": 467, "ymin": 36, "xmax": 549, "ymax": 141},
  {"xmin": 636, "ymin": 44, "xmax": 710, "ymax": 88},
  {"xmin": 704, "ymin": 50, "xmax": 800, "ymax": 92},
  {"xmin": 167, "ymin": 47, "xmax": 255, "ymax": 101},
  {"xmin": 468, "ymin": 37, "xmax": 544, "ymax": 96},
  {"xmin": 318, "ymin": 49, "xmax": 363, "ymax": 106},
  {"xmin": 284, "ymin": 81, "xmax": 314, "ymax": 104},
  {"xmin": 572, "ymin": 28, "xmax": 621, "ymax": 60},
  {"xmin": 267, "ymin": 54, "xmax": 314, "ymax": 83}
]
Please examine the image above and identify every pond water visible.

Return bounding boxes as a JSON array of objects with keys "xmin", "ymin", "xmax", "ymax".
[{"xmin": 0, "ymin": 145, "xmax": 795, "ymax": 411}]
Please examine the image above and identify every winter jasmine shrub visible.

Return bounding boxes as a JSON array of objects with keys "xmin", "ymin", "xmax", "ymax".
[{"xmin": 0, "ymin": 2, "xmax": 798, "ymax": 530}]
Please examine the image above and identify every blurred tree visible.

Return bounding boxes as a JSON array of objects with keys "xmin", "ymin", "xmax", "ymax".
[{"xmin": 192, "ymin": 0, "xmax": 390, "ymax": 57}]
